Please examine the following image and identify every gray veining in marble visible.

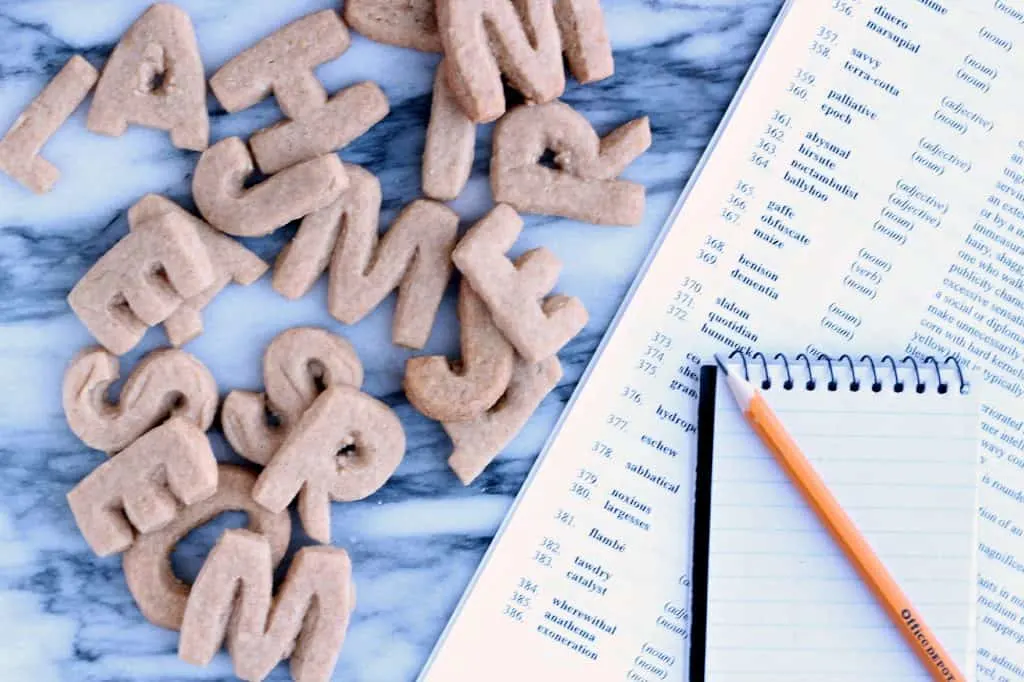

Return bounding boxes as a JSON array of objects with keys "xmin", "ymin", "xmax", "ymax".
[{"xmin": 0, "ymin": 0, "xmax": 783, "ymax": 679}]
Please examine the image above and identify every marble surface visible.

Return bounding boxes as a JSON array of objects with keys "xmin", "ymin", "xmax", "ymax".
[{"xmin": 0, "ymin": 0, "xmax": 783, "ymax": 679}]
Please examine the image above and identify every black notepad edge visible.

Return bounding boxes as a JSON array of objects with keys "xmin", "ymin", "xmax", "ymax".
[{"xmin": 689, "ymin": 364, "xmax": 718, "ymax": 682}]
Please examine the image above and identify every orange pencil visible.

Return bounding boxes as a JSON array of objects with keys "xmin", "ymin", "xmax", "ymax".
[{"xmin": 715, "ymin": 356, "xmax": 966, "ymax": 682}]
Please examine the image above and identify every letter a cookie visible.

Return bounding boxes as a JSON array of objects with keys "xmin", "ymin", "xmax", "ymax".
[
  {"xmin": 67, "ymin": 418, "xmax": 218, "ymax": 557},
  {"xmin": 179, "ymin": 529, "xmax": 355, "ymax": 682},
  {"xmin": 128, "ymin": 194, "xmax": 268, "ymax": 346},
  {"xmin": 87, "ymin": 4, "xmax": 209, "ymax": 151},
  {"xmin": 252, "ymin": 385, "xmax": 405, "ymax": 543},
  {"xmin": 63, "ymin": 347, "xmax": 217, "ymax": 454},
  {"xmin": 492, "ymin": 101, "xmax": 651, "ymax": 225},
  {"xmin": 453, "ymin": 204, "xmax": 588, "ymax": 363}
]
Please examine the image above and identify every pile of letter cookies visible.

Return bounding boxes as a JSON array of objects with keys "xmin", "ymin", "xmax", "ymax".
[{"xmin": 1, "ymin": 1, "xmax": 651, "ymax": 680}]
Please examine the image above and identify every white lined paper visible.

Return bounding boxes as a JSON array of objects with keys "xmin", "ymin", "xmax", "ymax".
[{"xmin": 704, "ymin": 361, "xmax": 980, "ymax": 681}]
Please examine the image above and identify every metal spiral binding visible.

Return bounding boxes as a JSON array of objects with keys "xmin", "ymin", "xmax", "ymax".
[{"xmin": 726, "ymin": 350, "xmax": 970, "ymax": 395}]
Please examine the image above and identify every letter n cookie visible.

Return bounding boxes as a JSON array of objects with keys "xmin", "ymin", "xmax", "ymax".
[
  {"xmin": 437, "ymin": 0, "xmax": 565, "ymax": 123},
  {"xmin": 453, "ymin": 204, "xmax": 588, "ymax": 363}
]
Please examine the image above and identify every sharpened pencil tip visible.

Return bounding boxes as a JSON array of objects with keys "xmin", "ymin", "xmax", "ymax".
[{"xmin": 714, "ymin": 355, "xmax": 728, "ymax": 374}]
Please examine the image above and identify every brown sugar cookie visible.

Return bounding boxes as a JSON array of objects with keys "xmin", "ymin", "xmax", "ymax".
[
  {"xmin": 122, "ymin": 465, "xmax": 292, "ymax": 631},
  {"xmin": 222, "ymin": 327, "xmax": 364, "ymax": 466},
  {"xmin": 344, "ymin": 0, "xmax": 442, "ymax": 52},
  {"xmin": 329, "ymin": 198, "xmax": 459, "ymax": 349},
  {"xmin": 253, "ymin": 385, "xmax": 405, "ymax": 544},
  {"xmin": 66, "ymin": 418, "xmax": 218, "ymax": 557},
  {"xmin": 63, "ymin": 347, "xmax": 217, "ymax": 455},
  {"xmin": 273, "ymin": 163, "xmax": 382, "ymax": 301},
  {"xmin": 67, "ymin": 211, "xmax": 216, "ymax": 356},
  {"xmin": 492, "ymin": 101, "xmax": 650, "ymax": 226},
  {"xmin": 0, "ymin": 55, "xmax": 98, "ymax": 194},
  {"xmin": 446, "ymin": 356, "xmax": 562, "ymax": 485},
  {"xmin": 404, "ymin": 280, "xmax": 515, "ymax": 422},
  {"xmin": 87, "ymin": 4, "xmax": 209, "ymax": 152},
  {"xmin": 250, "ymin": 81, "xmax": 389, "ymax": 175},
  {"xmin": 192, "ymin": 136, "xmax": 348, "ymax": 238},
  {"xmin": 452, "ymin": 204, "xmax": 588, "ymax": 363},
  {"xmin": 128, "ymin": 194, "xmax": 269, "ymax": 346},
  {"xmin": 422, "ymin": 60, "xmax": 475, "ymax": 201},
  {"xmin": 209, "ymin": 10, "xmax": 350, "ymax": 120},
  {"xmin": 436, "ymin": 0, "xmax": 565, "ymax": 123},
  {"xmin": 555, "ymin": 0, "xmax": 614, "ymax": 85},
  {"xmin": 179, "ymin": 529, "xmax": 356, "ymax": 682}
]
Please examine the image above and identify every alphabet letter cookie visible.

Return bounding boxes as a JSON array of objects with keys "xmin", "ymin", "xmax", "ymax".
[
  {"xmin": 210, "ymin": 10, "xmax": 387, "ymax": 174},
  {"xmin": 422, "ymin": 60, "xmax": 476, "ymax": 201},
  {"xmin": 452, "ymin": 204, "xmax": 588, "ymax": 363},
  {"xmin": 250, "ymin": 81, "xmax": 389, "ymax": 175},
  {"xmin": 554, "ymin": 0, "xmax": 614, "ymax": 84},
  {"xmin": 122, "ymin": 465, "xmax": 292, "ymax": 631},
  {"xmin": 273, "ymin": 163, "xmax": 380, "ymax": 300},
  {"xmin": 87, "ymin": 4, "xmax": 209, "ymax": 151},
  {"xmin": 404, "ymin": 281, "xmax": 515, "ymax": 422},
  {"xmin": 253, "ymin": 385, "xmax": 405, "ymax": 543},
  {"xmin": 222, "ymin": 327, "xmax": 364, "ymax": 466},
  {"xmin": 192, "ymin": 137, "xmax": 348, "ymax": 237},
  {"xmin": 0, "ymin": 56, "xmax": 98, "ymax": 194},
  {"xmin": 67, "ymin": 211, "xmax": 216, "ymax": 355},
  {"xmin": 66, "ymin": 418, "xmax": 218, "ymax": 557},
  {"xmin": 277, "ymin": 167, "xmax": 456, "ymax": 349},
  {"xmin": 180, "ymin": 529, "xmax": 355, "ymax": 682},
  {"xmin": 63, "ymin": 347, "xmax": 217, "ymax": 454},
  {"xmin": 437, "ymin": 0, "xmax": 565, "ymax": 123},
  {"xmin": 492, "ymin": 101, "xmax": 651, "ymax": 225},
  {"xmin": 209, "ymin": 10, "xmax": 350, "ymax": 120},
  {"xmin": 128, "ymin": 194, "xmax": 269, "ymax": 346},
  {"xmin": 446, "ymin": 356, "xmax": 561, "ymax": 483},
  {"xmin": 446, "ymin": 357, "xmax": 562, "ymax": 485},
  {"xmin": 329, "ymin": 197, "xmax": 459, "ymax": 349},
  {"xmin": 344, "ymin": 0, "xmax": 442, "ymax": 52}
]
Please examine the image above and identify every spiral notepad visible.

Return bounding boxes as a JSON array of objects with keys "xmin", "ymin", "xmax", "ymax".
[{"xmin": 692, "ymin": 353, "xmax": 981, "ymax": 682}]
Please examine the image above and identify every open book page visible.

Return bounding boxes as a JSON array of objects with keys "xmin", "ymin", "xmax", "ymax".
[{"xmin": 421, "ymin": 1, "xmax": 1024, "ymax": 679}]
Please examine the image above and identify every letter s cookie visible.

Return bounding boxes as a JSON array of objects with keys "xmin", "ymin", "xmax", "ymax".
[
  {"xmin": 222, "ymin": 327, "xmax": 364, "ymax": 466},
  {"xmin": 63, "ymin": 347, "xmax": 217, "ymax": 454}
]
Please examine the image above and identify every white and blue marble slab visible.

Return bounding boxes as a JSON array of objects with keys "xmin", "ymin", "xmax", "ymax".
[{"xmin": 0, "ymin": 0, "xmax": 783, "ymax": 679}]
